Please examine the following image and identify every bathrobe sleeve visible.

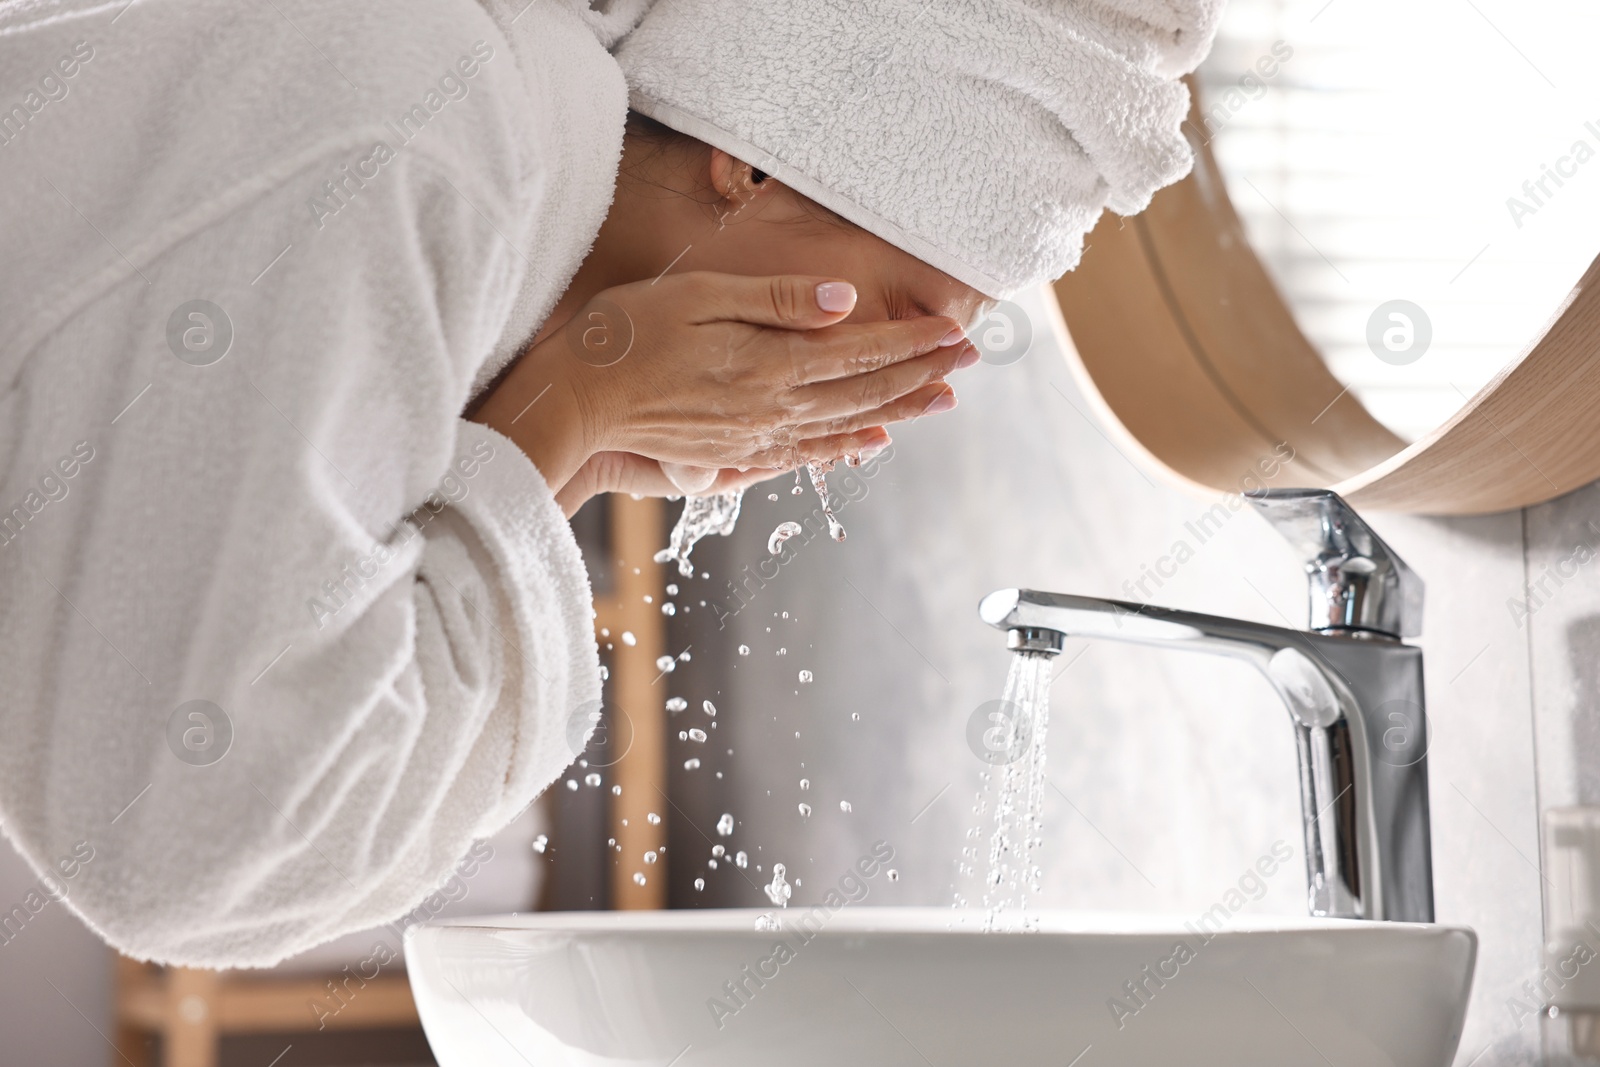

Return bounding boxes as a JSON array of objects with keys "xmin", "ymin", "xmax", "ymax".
[{"xmin": 2, "ymin": 144, "xmax": 600, "ymax": 968}]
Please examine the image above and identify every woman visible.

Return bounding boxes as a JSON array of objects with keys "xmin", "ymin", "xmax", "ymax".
[{"xmin": 0, "ymin": 0, "xmax": 1216, "ymax": 965}]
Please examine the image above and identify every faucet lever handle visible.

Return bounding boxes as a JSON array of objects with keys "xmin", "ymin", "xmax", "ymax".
[{"xmin": 1246, "ymin": 488, "xmax": 1424, "ymax": 638}]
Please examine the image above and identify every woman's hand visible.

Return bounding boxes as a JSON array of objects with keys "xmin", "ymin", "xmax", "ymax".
[{"xmin": 473, "ymin": 272, "xmax": 973, "ymax": 514}]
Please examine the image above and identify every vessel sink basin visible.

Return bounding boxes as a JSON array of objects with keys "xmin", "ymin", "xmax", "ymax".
[{"xmin": 407, "ymin": 907, "xmax": 1476, "ymax": 1066}]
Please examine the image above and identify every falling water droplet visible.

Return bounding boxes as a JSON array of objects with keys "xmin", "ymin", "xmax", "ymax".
[
  {"xmin": 662, "ymin": 603, "xmax": 677, "ymax": 616},
  {"xmin": 584, "ymin": 773, "xmax": 602, "ymax": 787},
  {"xmin": 621, "ymin": 632, "xmax": 637, "ymax": 647},
  {"xmin": 565, "ymin": 779, "xmax": 578, "ymax": 791},
  {"xmin": 716, "ymin": 813, "xmax": 735, "ymax": 836},
  {"xmin": 644, "ymin": 851, "xmax": 658, "ymax": 865},
  {"xmin": 738, "ymin": 645, "xmax": 751, "ymax": 656},
  {"xmin": 656, "ymin": 655, "xmax": 676, "ymax": 673},
  {"xmin": 767, "ymin": 493, "xmax": 779, "ymax": 502},
  {"xmin": 688, "ymin": 728, "xmax": 707, "ymax": 743},
  {"xmin": 532, "ymin": 834, "xmax": 549, "ymax": 854},
  {"xmin": 887, "ymin": 869, "xmax": 900, "ymax": 881},
  {"xmin": 666, "ymin": 697, "xmax": 688, "ymax": 712},
  {"xmin": 768, "ymin": 521, "xmax": 803, "ymax": 555},
  {"xmin": 735, "ymin": 850, "xmax": 749, "ymax": 868},
  {"xmin": 611, "ymin": 784, "xmax": 622, "ymax": 796},
  {"xmin": 694, "ymin": 877, "xmax": 706, "ymax": 891},
  {"xmin": 839, "ymin": 800, "xmax": 852, "ymax": 813},
  {"xmin": 703, "ymin": 700, "xmax": 717, "ymax": 717},
  {"xmin": 712, "ymin": 845, "xmax": 726, "ymax": 858},
  {"xmin": 666, "ymin": 584, "xmax": 679, "ymax": 596},
  {"xmin": 799, "ymin": 670, "xmax": 813, "ymax": 684},
  {"xmin": 797, "ymin": 803, "xmax": 812, "ymax": 818},
  {"xmin": 633, "ymin": 872, "xmax": 647, "ymax": 886},
  {"xmin": 684, "ymin": 758, "xmax": 701, "ymax": 770},
  {"xmin": 647, "ymin": 812, "xmax": 661, "ymax": 825},
  {"xmin": 799, "ymin": 778, "xmax": 810, "ymax": 791}
]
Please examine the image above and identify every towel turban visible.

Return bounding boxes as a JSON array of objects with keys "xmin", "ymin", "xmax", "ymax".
[{"xmin": 615, "ymin": 0, "xmax": 1225, "ymax": 298}]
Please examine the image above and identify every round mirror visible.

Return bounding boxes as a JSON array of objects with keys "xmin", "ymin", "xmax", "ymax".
[
  {"xmin": 1196, "ymin": 0, "xmax": 1600, "ymax": 442},
  {"xmin": 1049, "ymin": 0, "xmax": 1600, "ymax": 514}
]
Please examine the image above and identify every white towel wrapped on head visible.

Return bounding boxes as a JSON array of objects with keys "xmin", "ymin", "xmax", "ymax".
[{"xmin": 617, "ymin": 0, "xmax": 1225, "ymax": 297}]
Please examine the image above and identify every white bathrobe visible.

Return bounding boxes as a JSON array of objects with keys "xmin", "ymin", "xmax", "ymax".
[{"xmin": 0, "ymin": 0, "xmax": 641, "ymax": 967}]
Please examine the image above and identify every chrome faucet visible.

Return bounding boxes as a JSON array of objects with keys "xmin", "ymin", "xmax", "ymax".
[{"xmin": 978, "ymin": 488, "xmax": 1433, "ymax": 923}]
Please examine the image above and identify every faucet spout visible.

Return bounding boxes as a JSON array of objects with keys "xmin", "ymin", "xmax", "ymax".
[{"xmin": 978, "ymin": 587, "xmax": 1434, "ymax": 923}]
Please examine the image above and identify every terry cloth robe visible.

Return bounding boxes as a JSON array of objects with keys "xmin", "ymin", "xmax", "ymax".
[{"xmin": 0, "ymin": 0, "xmax": 644, "ymax": 967}]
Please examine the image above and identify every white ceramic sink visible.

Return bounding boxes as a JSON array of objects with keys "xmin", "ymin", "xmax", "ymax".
[{"xmin": 407, "ymin": 907, "xmax": 1476, "ymax": 1066}]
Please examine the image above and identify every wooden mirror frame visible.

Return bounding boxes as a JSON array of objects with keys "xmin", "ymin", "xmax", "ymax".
[{"xmin": 1049, "ymin": 87, "xmax": 1600, "ymax": 515}]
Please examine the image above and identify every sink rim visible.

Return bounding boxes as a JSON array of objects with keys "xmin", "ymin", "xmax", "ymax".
[{"xmin": 408, "ymin": 905, "xmax": 1477, "ymax": 943}]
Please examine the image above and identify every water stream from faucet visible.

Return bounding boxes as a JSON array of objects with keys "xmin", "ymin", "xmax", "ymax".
[{"xmin": 966, "ymin": 650, "xmax": 1055, "ymax": 931}]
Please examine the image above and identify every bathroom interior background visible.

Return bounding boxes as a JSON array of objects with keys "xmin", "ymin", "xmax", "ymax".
[{"xmin": 6, "ymin": 0, "xmax": 1596, "ymax": 1059}]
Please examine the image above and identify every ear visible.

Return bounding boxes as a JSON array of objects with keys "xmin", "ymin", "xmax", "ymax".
[{"xmin": 707, "ymin": 147, "xmax": 777, "ymax": 218}]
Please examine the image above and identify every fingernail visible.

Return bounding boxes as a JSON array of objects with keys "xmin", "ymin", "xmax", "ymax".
[
  {"xmin": 938, "ymin": 328, "xmax": 965, "ymax": 347},
  {"xmin": 955, "ymin": 345, "xmax": 981, "ymax": 369},
  {"xmin": 859, "ymin": 442, "xmax": 888, "ymax": 460},
  {"xmin": 815, "ymin": 282, "xmax": 856, "ymax": 313},
  {"xmin": 923, "ymin": 390, "xmax": 957, "ymax": 415}
]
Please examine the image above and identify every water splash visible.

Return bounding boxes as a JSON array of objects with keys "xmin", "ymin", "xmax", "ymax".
[
  {"xmin": 655, "ymin": 489, "xmax": 744, "ymax": 578},
  {"xmin": 765, "ymin": 863, "xmax": 792, "ymax": 907},
  {"xmin": 805, "ymin": 461, "xmax": 846, "ymax": 541},
  {"xmin": 968, "ymin": 650, "xmax": 1055, "ymax": 932}
]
